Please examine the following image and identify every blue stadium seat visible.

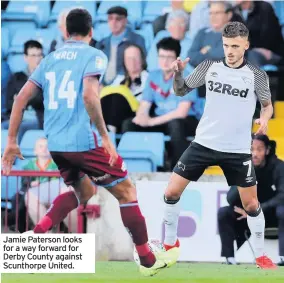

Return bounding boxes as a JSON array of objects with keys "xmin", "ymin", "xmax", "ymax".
[
  {"xmin": 1, "ymin": 130, "xmax": 9, "ymax": 155},
  {"xmin": 2, "ymin": 0, "xmax": 50, "ymax": 27},
  {"xmin": 274, "ymin": 1, "xmax": 284, "ymax": 25},
  {"xmin": 1, "ymin": 173, "xmax": 22, "ymax": 209},
  {"xmin": 262, "ymin": 65, "xmax": 278, "ymax": 72},
  {"xmin": 1, "ymin": 27, "xmax": 10, "ymax": 59},
  {"xmin": 14, "ymin": 158, "xmax": 32, "ymax": 169},
  {"xmin": 117, "ymin": 132, "xmax": 165, "ymax": 171},
  {"xmin": 93, "ymin": 22, "xmax": 111, "ymax": 42},
  {"xmin": 135, "ymin": 24, "xmax": 154, "ymax": 51},
  {"xmin": 9, "ymin": 28, "xmax": 55, "ymax": 55},
  {"xmin": 49, "ymin": 1, "xmax": 96, "ymax": 25},
  {"xmin": 20, "ymin": 130, "xmax": 46, "ymax": 158},
  {"xmin": 96, "ymin": 0, "xmax": 142, "ymax": 28},
  {"xmin": 2, "ymin": 21, "xmax": 37, "ymax": 43},
  {"xmin": 142, "ymin": 0, "xmax": 171, "ymax": 23},
  {"xmin": 1, "ymin": 60, "xmax": 11, "ymax": 114},
  {"xmin": 120, "ymin": 154, "xmax": 156, "ymax": 172},
  {"xmin": 108, "ymin": 132, "xmax": 117, "ymax": 148},
  {"xmin": 7, "ymin": 54, "xmax": 26, "ymax": 73}
]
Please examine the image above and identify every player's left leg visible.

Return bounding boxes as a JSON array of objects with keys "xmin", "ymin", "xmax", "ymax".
[{"xmin": 220, "ymin": 153, "xmax": 276, "ymax": 269}]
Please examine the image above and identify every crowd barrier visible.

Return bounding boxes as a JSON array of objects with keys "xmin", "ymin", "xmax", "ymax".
[
  {"xmin": 1, "ymin": 170, "xmax": 100, "ymax": 234},
  {"xmin": 1, "ymin": 171, "xmax": 279, "ymax": 263}
]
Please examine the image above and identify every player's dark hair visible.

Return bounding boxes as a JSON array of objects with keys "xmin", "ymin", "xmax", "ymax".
[
  {"xmin": 222, "ymin": 21, "xmax": 249, "ymax": 38},
  {"xmin": 24, "ymin": 40, "xmax": 43, "ymax": 55},
  {"xmin": 156, "ymin": 37, "xmax": 181, "ymax": 58},
  {"xmin": 66, "ymin": 8, "xmax": 92, "ymax": 37},
  {"xmin": 252, "ymin": 134, "xmax": 276, "ymax": 156}
]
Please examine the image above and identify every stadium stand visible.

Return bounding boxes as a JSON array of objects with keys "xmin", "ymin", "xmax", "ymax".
[{"xmin": 1, "ymin": 0, "xmax": 284, "ymax": 173}]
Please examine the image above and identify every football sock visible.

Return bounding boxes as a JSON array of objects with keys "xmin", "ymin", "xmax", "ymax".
[
  {"xmin": 163, "ymin": 195, "xmax": 180, "ymax": 246},
  {"xmin": 226, "ymin": 257, "xmax": 237, "ymax": 265},
  {"xmin": 246, "ymin": 204, "xmax": 265, "ymax": 258},
  {"xmin": 120, "ymin": 201, "xmax": 155, "ymax": 268},
  {"xmin": 34, "ymin": 191, "xmax": 79, "ymax": 233}
]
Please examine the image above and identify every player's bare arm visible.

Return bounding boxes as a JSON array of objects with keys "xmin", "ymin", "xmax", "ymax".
[
  {"xmin": 2, "ymin": 81, "xmax": 39, "ymax": 174},
  {"xmin": 173, "ymin": 59, "xmax": 213, "ymax": 97},
  {"xmin": 254, "ymin": 70, "xmax": 274, "ymax": 135},
  {"xmin": 83, "ymin": 76, "xmax": 118, "ymax": 165}
]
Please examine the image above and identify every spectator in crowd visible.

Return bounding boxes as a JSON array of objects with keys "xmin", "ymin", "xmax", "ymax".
[
  {"xmin": 2, "ymin": 40, "xmax": 44, "ymax": 143},
  {"xmin": 233, "ymin": 0, "xmax": 284, "ymax": 66},
  {"xmin": 122, "ymin": 38, "xmax": 204, "ymax": 168},
  {"xmin": 101, "ymin": 44, "xmax": 148, "ymax": 133},
  {"xmin": 218, "ymin": 135, "xmax": 284, "ymax": 266},
  {"xmin": 190, "ymin": 0, "xmax": 243, "ymax": 40},
  {"xmin": 24, "ymin": 137, "xmax": 78, "ymax": 233},
  {"xmin": 96, "ymin": 6, "xmax": 146, "ymax": 85},
  {"xmin": 188, "ymin": 1, "xmax": 233, "ymax": 67},
  {"xmin": 147, "ymin": 10, "xmax": 192, "ymax": 72},
  {"xmin": 152, "ymin": 0, "xmax": 186, "ymax": 36},
  {"xmin": 49, "ymin": 7, "xmax": 96, "ymax": 53},
  {"xmin": 1, "ymin": 60, "xmax": 11, "ymax": 118}
]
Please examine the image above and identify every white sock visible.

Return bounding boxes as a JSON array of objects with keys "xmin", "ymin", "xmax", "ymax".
[
  {"xmin": 227, "ymin": 257, "xmax": 237, "ymax": 265},
  {"xmin": 163, "ymin": 198, "xmax": 180, "ymax": 246},
  {"xmin": 247, "ymin": 208, "xmax": 265, "ymax": 258}
]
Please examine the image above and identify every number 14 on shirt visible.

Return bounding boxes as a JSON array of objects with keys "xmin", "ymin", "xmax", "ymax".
[{"xmin": 45, "ymin": 70, "xmax": 77, "ymax": 110}]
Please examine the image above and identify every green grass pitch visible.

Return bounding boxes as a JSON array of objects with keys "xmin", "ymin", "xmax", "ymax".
[{"xmin": 2, "ymin": 262, "xmax": 284, "ymax": 283}]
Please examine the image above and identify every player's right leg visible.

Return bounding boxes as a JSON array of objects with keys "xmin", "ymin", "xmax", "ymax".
[
  {"xmin": 106, "ymin": 178, "xmax": 172, "ymax": 276},
  {"xmin": 163, "ymin": 143, "xmax": 213, "ymax": 265}
]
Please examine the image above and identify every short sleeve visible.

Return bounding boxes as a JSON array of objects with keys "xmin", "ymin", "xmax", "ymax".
[
  {"xmin": 29, "ymin": 58, "xmax": 46, "ymax": 89},
  {"xmin": 83, "ymin": 51, "xmax": 108, "ymax": 83},
  {"xmin": 141, "ymin": 75, "xmax": 154, "ymax": 102}
]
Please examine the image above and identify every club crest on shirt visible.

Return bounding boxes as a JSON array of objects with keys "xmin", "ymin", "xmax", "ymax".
[
  {"xmin": 95, "ymin": 56, "xmax": 105, "ymax": 69},
  {"xmin": 242, "ymin": 77, "xmax": 252, "ymax": 84}
]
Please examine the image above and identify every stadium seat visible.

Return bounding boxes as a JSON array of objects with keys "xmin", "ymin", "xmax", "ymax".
[
  {"xmin": 142, "ymin": 0, "xmax": 171, "ymax": 23},
  {"xmin": 2, "ymin": 0, "xmax": 50, "ymax": 28},
  {"xmin": 1, "ymin": 130, "xmax": 9, "ymax": 155},
  {"xmin": 253, "ymin": 119, "xmax": 284, "ymax": 137},
  {"xmin": 108, "ymin": 132, "xmax": 116, "ymax": 148},
  {"xmin": 93, "ymin": 22, "xmax": 111, "ymax": 42},
  {"xmin": 275, "ymin": 101, "xmax": 284, "ymax": 119},
  {"xmin": 135, "ymin": 24, "xmax": 154, "ymax": 51},
  {"xmin": 9, "ymin": 28, "xmax": 55, "ymax": 55},
  {"xmin": 119, "ymin": 153, "xmax": 156, "ymax": 172},
  {"xmin": 20, "ymin": 130, "xmax": 46, "ymax": 158},
  {"xmin": 49, "ymin": 1, "xmax": 96, "ymax": 25},
  {"xmin": 274, "ymin": 138, "xmax": 284, "ymax": 159},
  {"xmin": 7, "ymin": 53, "xmax": 27, "ymax": 73},
  {"xmin": 204, "ymin": 166, "xmax": 223, "ymax": 175},
  {"xmin": 261, "ymin": 65, "xmax": 278, "ymax": 72},
  {"xmin": 274, "ymin": 1, "xmax": 284, "ymax": 26},
  {"xmin": 2, "ymin": 21, "xmax": 37, "ymax": 42},
  {"xmin": 96, "ymin": 0, "xmax": 142, "ymax": 28},
  {"xmin": 118, "ymin": 132, "xmax": 165, "ymax": 168},
  {"xmin": 1, "ymin": 27, "xmax": 10, "ymax": 59},
  {"xmin": 1, "ymin": 173, "xmax": 22, "ymax": 209}
]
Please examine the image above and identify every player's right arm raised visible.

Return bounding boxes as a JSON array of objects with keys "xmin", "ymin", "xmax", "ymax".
[
  {"xmin": 172, "ymin": 58, "xmax": 213, "ymax": 97},
  {"xmin": 83, "ymin": 76, "xmax": 118, "ymax": 166}
]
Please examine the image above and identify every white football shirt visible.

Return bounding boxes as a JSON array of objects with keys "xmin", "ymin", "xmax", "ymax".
[{"xmin": 183, "ymin": 59, "xmax": 271, "ymax": 154}]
